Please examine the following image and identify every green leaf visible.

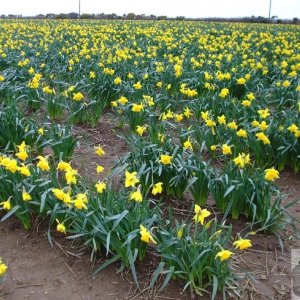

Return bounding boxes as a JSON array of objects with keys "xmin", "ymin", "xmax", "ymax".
[
  {"xmin": 224, "ymin": 185, "xmax": 235, "ymax": 198},
  {"xmin": 47, "ymin": 228, "xmax": 53, "ymax": 247},
  {"xmin": 212, "ymin": 274, "xmax": 218, "ymax": 300},
  {"xmin": 129, "ymin": 248, "xmax": 140, "ymax": 289},
  {"xmin": 1, "ymin": 205, "xmax": 20, "ymax": 222},
  {"xmin": 92, "ymin": 254, "xmax": 121, "ymax": 276},
  {"xmin": 150, "ymin": 262, "xmax": 165, "ymax": 289},
  {"xmin": 40, "ymin": 190, "xmax": 48, "ymax": 213},
  {"xmin": 184, "ymin": 176, "xmax": 198, "ymax": 194},
  {"xmin": 110, "ymin": 210, "xmax": 129, "ymax": 231},
  {"xmin": 67, "ymin": 233, "xmax": 87, "ymax": 239},
  {"xmin": 190, "ymin": 249, "xmax": 210, "ymax": 267},
  {"xmin": 221, "ymin": 200, "xmax": 233, "ymax": 222},
  {"xmin": 284, "ymin": 197, "xmax": 299, "ymax": 209},
  {"xmin": 159, "ymin": 266, "xmax": 175, "ymax": 291},
  {"xmin": 38, "ymin": 180, "xmax": 52, "ymax": 187},
  {"xmin": 106, "ymin": 231, "xmax": 111, "ymax": 256}
]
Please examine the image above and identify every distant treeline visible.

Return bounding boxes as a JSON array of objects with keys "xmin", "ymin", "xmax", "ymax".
[{"xmin": 1, "ymin": 12, "xmax": 299, "ymax": 24}]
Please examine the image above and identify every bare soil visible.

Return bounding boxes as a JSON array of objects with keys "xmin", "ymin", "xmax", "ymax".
[{"xmin": 1, "ymin": 112, "xmax": 299, "ymax": 300}]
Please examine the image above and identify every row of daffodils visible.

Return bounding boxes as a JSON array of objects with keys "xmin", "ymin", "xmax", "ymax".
[
  {"xmin": 0, "ymin": 20, "xmax": 298, "ymax": 170},
  {"xmin": 0, "ymin": 136, "xmax": 287, "ymax": 297}
]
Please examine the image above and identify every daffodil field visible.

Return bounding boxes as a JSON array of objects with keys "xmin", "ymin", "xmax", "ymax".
[{"xmin": 0, "ymin": 19, "xmax": 299, "ymax": 297}]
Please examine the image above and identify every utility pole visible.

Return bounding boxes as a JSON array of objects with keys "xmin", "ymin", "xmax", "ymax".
[
  {"xmin": 79, "ymin": 0, "xmax": 81, "ymax": 18},
  {"xmin": 268, "ymin": 0, "xmax": 272, "ymax": 19}
]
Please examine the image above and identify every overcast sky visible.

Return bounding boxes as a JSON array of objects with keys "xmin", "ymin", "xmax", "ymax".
[{"xmin": 1, "ymin": 0, "xmax": 299, "ymax": 19}]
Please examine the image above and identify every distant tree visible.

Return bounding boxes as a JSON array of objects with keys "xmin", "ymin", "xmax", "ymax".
[
  {"xmin": 292, "ymin": 17, "xmax": 299, "ymax": 24},
  {"xmin": 46, "ymin": 13, "xmax": 55, "ymax": 19},
  {"xmin": 96, "ymin": 13, "xmax": 105, "ymax": 19},
  {"xmin": 257, "ymin": 16, "xmax": 268, "ymax": 23},
  {"xmin": 55, "ymin": 13, "xmax": 67, "ymax": 19},
  {"xmin": 80, "ymin": 13, "xmax": 95, "ymax": 19},
  {"xmin": 127, "ymin": 13, "xmax": 136, "ymax": 20},
  {"xmin": 67, "ymin": 12, "xmax": 79, "ymax": 19},
  {"xmin": 136, "ymin": 14, "xmax": 146, "ymax": 20},
  {"xmin": 157, "ymin": 15, "xmax": 167, "ymax": 20},
  {"xmin": 176, "ymin": 16, "xmax": 185, "ymax": 21}
]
